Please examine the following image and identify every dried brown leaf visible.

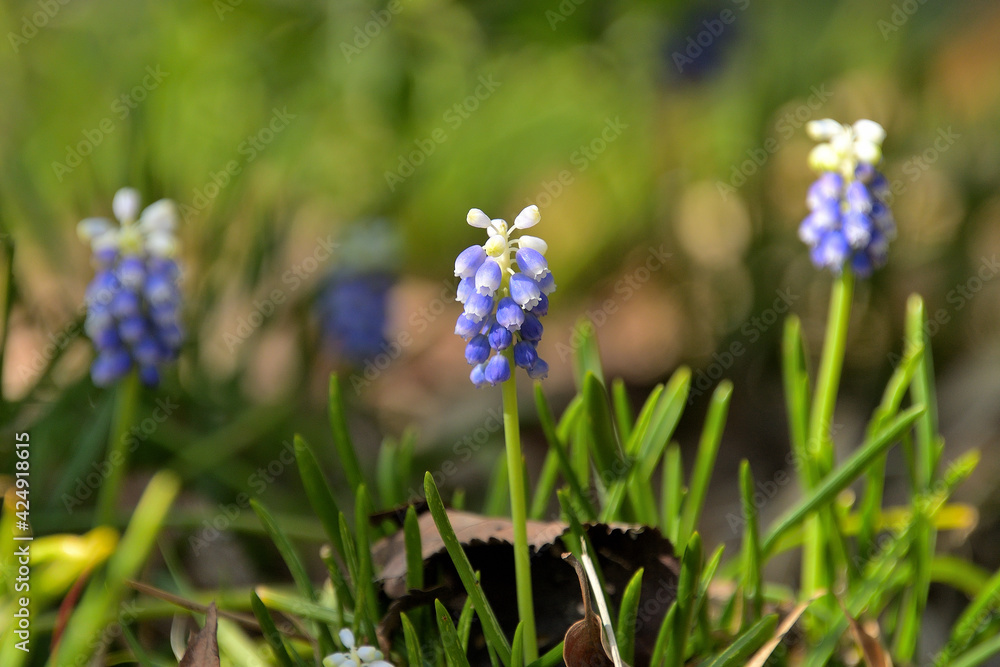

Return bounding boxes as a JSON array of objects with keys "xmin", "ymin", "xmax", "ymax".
[{"xmin": 179, "ymin": 602, "xmax": 220, "ymax": 667}]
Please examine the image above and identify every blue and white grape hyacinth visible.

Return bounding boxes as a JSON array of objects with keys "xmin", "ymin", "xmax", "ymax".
[
  {"xmin": 454, "ymin": 205, "xmax": 554, "ymax": 386},
  {"xmin": 78, "ymin": 188, "xmax": 183, "ymax": 387}
]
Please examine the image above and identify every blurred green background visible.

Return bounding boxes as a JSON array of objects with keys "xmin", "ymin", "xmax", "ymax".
[{"xmin": 2, "ymin": 0, "xmax": 1000, "ymax": 649}]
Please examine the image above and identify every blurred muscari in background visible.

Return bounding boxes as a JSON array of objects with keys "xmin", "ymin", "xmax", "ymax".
[{"xmin": 1, "ymin": 0, "xmax": 999, "ymax": 657}]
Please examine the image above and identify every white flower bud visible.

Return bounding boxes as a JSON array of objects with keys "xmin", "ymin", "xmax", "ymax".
[
  {"xmin": 852, "ymin": 119, "xmax": 886, "ymax": 146},
  {"xmin": 112, "ymin": 188, "xmax": 141, "ymax": 223},
  {"xmin": 139, "ymin": 199, "xmax": 178, "ymax": 233},
  {"xmin": 513, "ymin": 204, "xmax": 540, "ymax": 229},
  {"xmin": 806, "ymin": 119, "xmax": 843, "ymax": 142},
  {"xmin": 517, "ymin": 235, "xmax": 548, "ymax": 255},
  {"xmin": 466, "ymin": 208, "xmax": 491, "ymax": 228}
]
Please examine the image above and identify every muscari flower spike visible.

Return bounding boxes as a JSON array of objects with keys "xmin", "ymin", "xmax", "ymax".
[
  {"xmin": 799, "ymin": 119, "xmax": 896, "ymax": 277},
  {"xmin": 323, "ymin": 628, "xmax": 394, "ymax": 667},
  {"xmin": 77, "ymin": 188, "xmax": 183, "ymax": 387},
  {"xmin": 454, "ymin": 205, "xmax": 554, "ymax": 387},
  {"xmin": 316, "ymin": 220, "xmax": 399, "ymax": 364}
]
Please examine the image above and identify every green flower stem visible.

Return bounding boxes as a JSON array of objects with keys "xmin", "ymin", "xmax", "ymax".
[
  {"xmin": 801, "ymin": 270, "xmax": 853, "ymax": 597},
  {"xmin": 501, "ymin": 348, "xmax": 538, "ymax": 662},
  {"xmin": 95, "ymin": 370, "xmax": 141, "ymax": 526},
  {"xmin": 809, "ymin": 270, "xmax": 854, "ymax": 475}
]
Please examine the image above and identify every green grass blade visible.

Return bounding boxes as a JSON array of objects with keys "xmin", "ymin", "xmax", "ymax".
[
  {"xmin": 400, "ymin": 612, "xmax": 424, "ymax": 667},
  {"xmin": 511, "ymin": 622, "xmax": 525, "ymax": 667},
  {"xmin": 49, "ymin": 472, "xmax": 179, "ymax": 667},
  {"xmin": 638, "ymin": 368, "xmax": 690, "ymax": 479},
  {"xmin": 781, "ymin": 316, "xmax": 812, "ymax": 487},
  {"xmin": 376, "ymin": 435, "xmax": 399, "ymax": 508},
  {"xmin": 534, "ymin": 385, "xmax": 595, "ymax": 519},
  {"xmin": 702, "ymin": 614, "xmax": 779, "ymax": 667},
  {"xmin": 739, "ymin": 461, "xmax": 763, "ymax": 624},
  {"xmin": 527, "ymin": 641, "xmax": 565, "ymax": 667},
  {"xmin": 583, "ymin": 371, "xmax": 624, "ymax": 483},
  {"xmin": 528, "ymin": 449, "xmax": 557, "ymax": 519},
  {"xmin": 250, "ymin": 592, "xmax": 301, "ymax": 667},
  {"xmin": 252, "ymin": 499, "xmax": 336, "ymax": 654},
  {"xmin": 329, "ymin": 373, "xmax": 364, "ymax": 495},
  {"xmin": 404, "ymin": 505, "xmax": 424, "ymax": 592},
  {"xmin": 294, "ymin": 434, "xmax": 345, "ymax": 560},
  {"xmin": 612, "ymin": 377, "xmax": 634, "ymax": 443},
  {"xmin": 664, "ymin": 533, "xmax": 703, "ymax": 667},
  {"xmin": 425, "ymin": 472, "xmax": 512, "ymax": 666},
  {"xmin": 571, "ymin": 318, "xmax": 603, "ymax": 388},
  {"xmin": 458, "ymin": 592, "xmax": 476, "ymax": 652},
  {"xmin": 678, "ymin": 381, "xmax": 731, "ymax": 551},
  {"xmin": 354, "ymin": 485, "xmax": 381, "ymax": 633},
  {"xmin": 661, "ymin": 443, "xmax": 683, "ymax": 541},
  {"xmin": 616, "ymin": 568, "xmax": 645, "ymax": 665},
  {"xmin": 436, "ymin": 598, "xmax": 473, "ymax": 667},
  {"xmin": 650, "ymin": 605, "xmax": 677, "ymax": 667},
  {"xmin": 947, "ymin": 632, "xmax": 1000, "ymax": 667},
  {"xmin": 761, "ymin": 405, "xmax": 925, "ymax": 556}
]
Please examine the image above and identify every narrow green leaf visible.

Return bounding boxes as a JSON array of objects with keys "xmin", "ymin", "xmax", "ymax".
[
  {"xmin": 534, "ymin": 385, "xmax": 595, "ymax": 519},
  {"xmin": 400, "ymin": 612, "xmax": 424, "ymax": 667},
  {"xmin": 436, "ymin": 598, "xmax": 473, "ymax": 667},
  {"xmin": 528, "ymin": 448, "xmax": 557, "ymax": 519},
  {"xmin": 678, "ymin": 381, "xmax": 731, "ymax": 551},
  {"xmin": 511, "ymin": 622, "xmax": 525, "ymax": 667},
  {"xmin": 527, "ymin": 642, "xmax": 565, "ymax": 667},
  {"xmin": 425, "ymin": 473, "xmax": 512, "ymax": 666},
  {"xmin": 252, "ymin": 499, "xmax": 335, "ymax": 653},
  {"xmin": 250, "ymin": 592, "xmax": 300, "ymax": 667},
  {"xmin": 354, "ymin": 485, "xmax": 381, "ymax": 633},
  {"xmin": 319, "ymin": 546, "xmax": 351, "ymax": 624},
  {"xmin": 702, "ymin": 614, "xmax": 779, "ymax": 667},
  {"xmin": 650, "ymin": 604, "xmax": 677, "ymax": 667},
  {"xmin": 376, "ymin": 435, "xmax": 399, "ymax": 508},
  {"xmin": 947, "ymin": 631, "xmax": 1000, "ymax": 667},
  {"xmin": 329, "ymin": 373, "xmax": 364, "ymax": 495},
  {"xmin": 616, "ymin": 568, "xmax": 645, "ymax": 666},
  {"xmin": 612, "ymin": 377, "xmax": 634, "ymax": 443},
  {"xmin": 583, "ymin": 372, "xmax": 623, "ymax": 482},
  {"xmin": 404, "ymin": 505, "xmax": 424, "ymax": 592},
  {"xmin": 294, "ymin": 434, "xmax": 344, "ymax": 560},
  {"xmin": 781, "ymin": 316, "xmax": 812, "ymax": 487},
  {"xmin": 661, "ymin": 443, "xmax": 683, "ymax": 542},
  {"xmin": 739, "ymin": 461, "xmax": 763, "ymax": 623},
  {"xmin": 458, "ymin": 592, "xmax": 476, "ymax": 652},
  {"xmin": 664, "ymin": 533, "xmax": 703, "ymax": 667},
  {"xmin": 638, "ymin": 368, "xmax": 690, "ymax": 479},
  {"xmin": 762, "ymin": 405, "xmax": 925, "ymax": 556},
  {"xmin": 571, "ymin": 318, "xmax": 603, "ymax": 388}
]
